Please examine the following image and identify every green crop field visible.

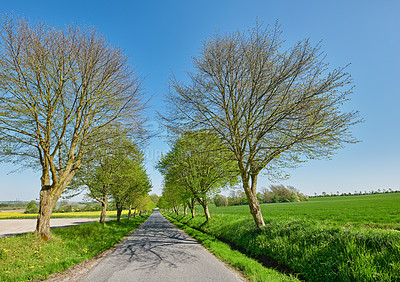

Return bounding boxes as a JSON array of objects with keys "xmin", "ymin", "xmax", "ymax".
[
  {"xmin": 169, "ymin": 193, "xmax": 400, "ymax": 281},
  {"xmin": 204, "ymin": 193, "xmax": 400, "ymax": 230}
]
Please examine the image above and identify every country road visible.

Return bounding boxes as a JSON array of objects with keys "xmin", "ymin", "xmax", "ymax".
[{"xmin": 83, "ymin": 210, "xmax": 244, "ymax": 282}]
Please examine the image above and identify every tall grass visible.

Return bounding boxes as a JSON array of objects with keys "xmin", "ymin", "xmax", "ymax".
[{"xmin": 0, "ymin": 215, "xmax": 149, "ymax": 281}]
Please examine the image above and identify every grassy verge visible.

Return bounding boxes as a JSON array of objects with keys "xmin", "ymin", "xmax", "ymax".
[
  {"xmin": 166, "ymin": 212, "xmax": 400, "ymax": 281},
  {"xmin": 0, "ymin": 215, "xmax": 149, "ymax": 281},
  {"xmin": 162, "ymin": 211, "xmax": 300, "ymax": 282}
]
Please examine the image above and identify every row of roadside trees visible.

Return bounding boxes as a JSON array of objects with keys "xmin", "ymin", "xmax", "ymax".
[
  {"xmin": 0, "ymin": 13, "xmax": 361, "ymax": 234},
  {"xmin": 67, "ymin": 127, "xmax": 153, "ymax": 225},
  {"xmin": 158, "ymin": 23, "xmax": 360, "ymax": 228},
  {"xmin": 156, "ymin": 131, "xmax": 239, "ymax": 219},
  {"xmin": 0, "ymin": 14, "xmax": 151, "ymax": 239}
]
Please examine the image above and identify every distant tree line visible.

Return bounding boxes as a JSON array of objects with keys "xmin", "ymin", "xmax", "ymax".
[
  {"xmin": 214, "ymin": 185, "xmax": 309, "ymax": 207},
  {"xmin": 311, "ymin": 188, "xmax": 400, "ymax": 198},
  {"xmin": 0, "ymin": 202, "xmax": 26, "ymax": 210}
]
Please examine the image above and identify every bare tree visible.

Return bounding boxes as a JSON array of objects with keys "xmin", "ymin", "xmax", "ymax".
[
  {"xmin": 0, "ymin": 15, "xmax": 147, "ymax": 239},
  {"xmin": 163, "ymin": 23, "xmax": 361, "ymax": 229}
]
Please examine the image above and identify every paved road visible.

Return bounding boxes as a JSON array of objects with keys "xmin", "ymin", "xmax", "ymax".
[
  {"xmin": 84, "ymin": 210, "xmax": 244, "ymax": 282},
  {"xmin": 0, "ymin": 218, "xmax": 104, "ymax": 238}
]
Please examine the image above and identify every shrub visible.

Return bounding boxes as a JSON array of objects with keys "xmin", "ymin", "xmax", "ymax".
[
  {"xmin": 214, "ymin": 195, "xmax": 228, "ymax": 207},
  {"xmin": 261, "ymin": 185, "xmax": 308, "ymax": 203},
  {"xmin": 24, "ymin": 200, "xmax": 39, "ymax": 214}
]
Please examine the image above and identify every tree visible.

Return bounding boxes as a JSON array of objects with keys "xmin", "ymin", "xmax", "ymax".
[
  {"xmin": 159, "ymin": 182, "xmax": 183, "ymax": 215},
  {"xmin": 110, "ymin": 156, "xmax": 151, "ymax": 222},
  {"xmin": 214, "ymin": 194, "xmax": 228, "ymax": 207},
  {"xmin": 67, "ymin": 128, "xmax": 141, "ymax": 226},
  {"xmin": 160, "ymin": 163, "xmax": 197, "ymax": 217},
  {"xmin": 149, "ymin": 194, "xmax": 159, "ymax": 206},
  {"xmin": 156, "ymin": 196, "xmax": 169, "ymax": 211},
  {"xmin": 163, "ymin": 23, "xmax": 360, "ymax": 228},
  {"xmin": 127, "ymin": 194, "xmax": 155, "ymax": 220},
  {"xmin": 157, "ymin": 131, "xmax": 239, "ymax": 219},
  {"xmin": 0, "ymin": 15, "xmax": 147, "ymax": 239}
]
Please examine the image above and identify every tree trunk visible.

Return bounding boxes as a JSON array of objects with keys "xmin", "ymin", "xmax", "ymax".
[
  {"xmin": 183, "ymin": 205, "xmax": 188, "ymax": 216},
  {"xmin": 36, "ymin": 186, "xmax": 56, "ymax": 241},
  {"xmin": 36, "ymin": 165, "xmax": 77, "ymax": 239},
  {"xmin": 190, "ymin": 198, "xmax": 195, "ymax": 218},
  {"xmin": 116, "ymin": 207, "xmax": 123, "ymax": 222},
  {"xmin": 203, "ymin": 204, "xmax": 210, "ymax": 220},
  {"xmin": 133, "ymin": 210, "xmax": 136, "ymax": 218},
  {"xmin": 99, "ymin": 195, "xmax": 107, "ymax": 227},
  {"xmin": 197, "ymin": 199, "xmax": 210, "ymax": 220},
  {"xmin": 128, "ymin": 205, "xmax": 132, "ymax": 220},
  {"xmin": 242, "ymin": 173, "xmax": 265, "ymax": 229}
]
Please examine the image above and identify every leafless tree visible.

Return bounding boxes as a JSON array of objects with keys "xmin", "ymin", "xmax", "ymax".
[
  {"xmin": 0, "ymin": 15, "xmax": 147, "ymax": 239},
  {"xmin": 163, "ymin": 23, "xmax": 361, "ymax": 229}
]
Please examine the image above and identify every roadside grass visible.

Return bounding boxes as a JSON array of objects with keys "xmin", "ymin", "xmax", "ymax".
[
  {"xmin": 0, "ymin": 210, "xmax": 132, "ymax": 220},
  {"xmin": 162, "ymin": 212, "xmax": 300, "ymax": 282},
  {"xmin": 0, "ymin": 215, "xmax": 149, "ymax": 281},
  {"xmin": 169, "ymin": 194, "xmax": 400, "ymax": 281}
]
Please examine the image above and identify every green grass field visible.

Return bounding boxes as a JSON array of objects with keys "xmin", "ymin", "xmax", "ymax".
[
  {"xmin": 168, "ymin": 193, "xmax": 400, "ymax": 281},
  {"xmin": 205, "ymin": 193, "xmax": 400, "ymax": 230}
]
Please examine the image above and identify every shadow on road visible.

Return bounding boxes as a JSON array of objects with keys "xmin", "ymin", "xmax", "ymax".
[{"xmin": 106, "ymin": 212, "xmax": 199, "ymax": 275}]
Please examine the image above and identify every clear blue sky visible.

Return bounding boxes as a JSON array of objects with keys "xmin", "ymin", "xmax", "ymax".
[{"xmin": 0, "ymin": 0, "xmax": 399, "ymax": 201}]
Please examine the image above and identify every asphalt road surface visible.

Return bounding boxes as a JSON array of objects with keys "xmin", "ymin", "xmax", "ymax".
[
  {"xmin": 0, "ymin": 218, "xmax": 104, "ymax": 238},
  {"xmin": 83, "ymin": 210, "xmax": 244, "ymax": 282}
]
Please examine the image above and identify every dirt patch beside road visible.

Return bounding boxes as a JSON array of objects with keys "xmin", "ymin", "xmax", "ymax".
[{"xmin": 0, "ymin": 209, "xmax": 25, "ymax": 213}]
